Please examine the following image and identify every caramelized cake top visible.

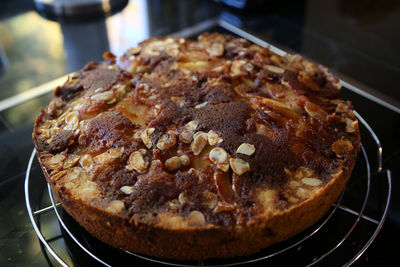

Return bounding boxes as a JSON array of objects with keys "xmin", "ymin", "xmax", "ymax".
[{"xmin": 34, "ymin": 33, "xmax": 359, "ymax": 230}]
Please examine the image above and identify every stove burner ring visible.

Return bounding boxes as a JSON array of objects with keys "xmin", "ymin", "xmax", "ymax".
[{"xmin": 25, "ymin": 110, "xmax": 392, "ymax": 266}]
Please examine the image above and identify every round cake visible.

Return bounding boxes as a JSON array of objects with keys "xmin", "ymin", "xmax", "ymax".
[{"xmin": 33, "ymin": 33, "xmax": 360, "ymax": 260}]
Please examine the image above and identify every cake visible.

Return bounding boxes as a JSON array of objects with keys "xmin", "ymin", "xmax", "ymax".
[{"xmin": 33, "ymin": 33, "xmax": 360, "ymax": 260}]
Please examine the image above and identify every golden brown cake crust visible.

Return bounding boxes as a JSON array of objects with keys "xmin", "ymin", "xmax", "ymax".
[{"xmin": 33, "ymin": 33, "xmax": 360, "ymax": 260}]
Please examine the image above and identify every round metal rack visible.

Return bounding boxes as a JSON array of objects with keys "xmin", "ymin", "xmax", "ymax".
[{"xmin": 25, "ymin": 111, "xmax": 392, "ymax": 266}]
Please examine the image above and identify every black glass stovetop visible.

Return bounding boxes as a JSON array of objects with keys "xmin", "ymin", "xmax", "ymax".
[{"xmin": 1, "ymin": 1, "xmax": 399, "ymax": 266}]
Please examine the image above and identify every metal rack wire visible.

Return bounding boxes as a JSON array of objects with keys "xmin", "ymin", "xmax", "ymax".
[{"xmin": 24, "ymin": 20, "xmax": 392, "ymax": 266}]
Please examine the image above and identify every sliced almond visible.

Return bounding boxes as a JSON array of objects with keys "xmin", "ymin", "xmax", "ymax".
[
  {"xmin": 301, "ymin": 178, "xmax": 322, "ymax": 187},
  {"xmin": 105, "ymin": 200, "xmax": 125, "ymax": 213},
  {"xmin": 120, "ymin": 185, "xmax": 134, "ymax": 195},
  {"xmin": 214, "ymin": 202, "xmax": 237, "ymax": 213},
  {"xmin": 184, "ymin": 120, "xmax": 199, "ymax": 131},
  {"xmin": 63, "ymin": 155, "xmax": 80, "ymax": 169},
  {"xmin": 195, "ymin": 102, "xmax": 208, "ymax": 109},
  {"xmin": 95, "ymin": 86, "xmax": 105, "ymax": 92},
  {"xmin": 345, "ymin": 118, "xmax": 358, "ymax": 133},
  {"xmin": 128, "ymin": 46, "xmax": 141, "ymax": 55},
  {"xmin": 207, "ymin": 130, "xmax": 223, "ymax": 145},
  {"xmin": 141, "ymin": 127, "xmax": 155, "ymax": 149},
  {"xmin": 209, "ymin": 147, "xmax": 229, "ymax": 164},
  {"xmin": 229, "ymin": 158, "xmax": 250, "ymax": 175},
  {"xmin": 332, "ymin": 138, "xmax": 353, "ymax": 158},
  {"xmin": 265, "ymin": 65, "xmax": 285, "ymax": 74},
  {"xmin": 38, "ymin": 121, "xmax": 52, "ymax": 136},
  {"xmin": 109, "ymin": 147, "xmax": 124, "ymax": 159},
  {"xmin": 47, "ymin": 98, "xmax": 64, "ymax": 116},
  {"xmin": 128, "ymin": 151, "xmax": 148, "ymax": 172},
  {"xmin": 230, "ymin": 60, "xmax": 247, "ymax": 76},
  {"xmin": 157, "ymin": 131, "xmax": 176, "ymax": 150},
  {"xmin": 216, "ymin": 162, "xmax": 230, "ymax": 172},
  {"xmin": 52, "ymin": 170, "xmax": 67, "ymax": 181},
  {"xmin": 298, "ymin": 71, "xmax": 320, "ymax": 91},
  {"xmin": 255, "ymin": 123, "xmax": 268, "ymax": 136},
  {"xmin": 294, "ymin": 167, "xmax": 316, "ymax": 179},
  {"xmin": 179, "ymin": 154, "xmax": 190, "ymax": 166},
  {"xmin": 289, "ymin": 180, "xmax": 301, "ymax": 188},
  {"xmin": 179, "ymin": 129, "xmax": 194, "ymax": 143},
  {"xmin": 193, "ymin": 131, "xmax": 206, "ymax": 140},
  {"xmin": 203, "ymin": 191, "xmax": 218, "ymax": 209},
  {"xmin": 45, "ymin": 154, "xmax": 66, "ymax": 171},
  {"xmin": 335, "ymin": 102, "xmax": 349, "ymax": 113},
  {"xmin": 168, "ymin": 199, "xmax": 180, "ymax": 210},
  {"xmin": 242, "ymin": 63, "xmax": 253, "ymax": 73},
  {"xmin": 56, "ymin": 111, "xmax": 68, "ymax": 126},
  {"xmin": 255, "ymin": 123, "xmax": 276, "ymax": 139},
  {"xmin": 288, "ymin": 196, "xmax": 299, "ymax": 203},
  {"xmin": 297, "ymin": 187, "xmax": 311, "ymax": 199},
  {"xmin": 79, "ymin": 181, "xmax": 100, "ymax": 200},
  {"xmin": 304, "ymin": 102, "xmax": 327, "ymax": 121},
  {"xmin": 258, "ymin": 189, "xmax": 278, "ymax": 211},
  {"xmin": 146, "ymin": 127, "xmax": 155, "ymax": 135},
  {"xmin": 158, "ymin": 213, "xmax": 187, "ymax": 229},
  {"xmin": 207, "ymin": 43, "xmax": 224, "ymax": 57},
  {"xmin": 49, "ymin": 126, "xmax": 61, "ymax": 136},
  {"xmin": 191, "ymin": 132, "xmax": 208, "ymax": 156},
  {"xmin": 178, "ymin": 192, "xmax": 191, "ymax": 205},
  {"xmin": 91, "ymin": 90, "xmax": 114, "ymax": 102},
  {"xmin": 132, "ymin": 130, "xmax": 142, "ymax": 140},
  {"xmin": 187, "ymin": 210, "xmax": 206, "ymax": 226},
  {"xmin": 78, "ymin": 134, "xmax": 87, "ymax": 145},
  {"xmin": 113, "ymin": 84, "xmax": 128, "ymax": 99},
  {"xmin": 165, "ymin": 156, "xmax": 181, "ymax": 172},
  {"xmin": 138, "ymin": 148, "xmax": 147, "ymax": 155},
  {"xmin": 94, "ymin": 150, "xmax": 118, "ymax": 165},
  {"xmin": 236, "ymin": 143, "xmax": 256, "ymax": 156},
  {"xmin": 64, "ymin": 111, "xmax": 79, "ymax": 131},
  {"xmin": 64, "ymin": 167, "xmax": 84, "ymax": 182},
  {"xmin": 79, "ymin": 154, "xmax": 93, "ymax": 172}
]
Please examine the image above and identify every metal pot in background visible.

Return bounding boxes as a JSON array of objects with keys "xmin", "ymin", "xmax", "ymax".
[{"xmin": 34, "ymin": 0, "xmax": 129, "ymax": 23}]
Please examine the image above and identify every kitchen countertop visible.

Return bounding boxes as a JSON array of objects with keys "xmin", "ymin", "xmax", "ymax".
[{"xmin": 0, "ymin": 0, "xmax": 399, "ymax": 265}]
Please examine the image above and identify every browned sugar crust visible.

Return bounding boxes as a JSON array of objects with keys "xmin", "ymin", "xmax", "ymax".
[{"xmin": 33, "ymin": 33, "xmax": 360, "ymax": 260}]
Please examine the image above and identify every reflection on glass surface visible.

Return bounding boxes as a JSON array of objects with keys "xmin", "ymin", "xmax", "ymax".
[
  {"xmin": 60, "ymin": 20, "xmax": 110, "ymax": 72},
  {"xmin": 34, "ymin": 0, "xmax": 129, "ymax": 23},
  {"xmin": 0, "ymin": 92, "xmax": 53, "ymax": 127},
  {"xmin": 0, "ymin": 11, "xmax": 65, "ymax": 100},
  {"xmin": 0, "ymin": 0, "xmax": 219, "ymax": 103},
  {"xmin": 106, "ymin": 0, "xmax": 150, "ymax": 55}
]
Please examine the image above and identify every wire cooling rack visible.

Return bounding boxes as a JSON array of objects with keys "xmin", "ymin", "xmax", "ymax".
[{"xmin": 24, "ymin": 20, "xmax": 392, "ymax": 266}]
